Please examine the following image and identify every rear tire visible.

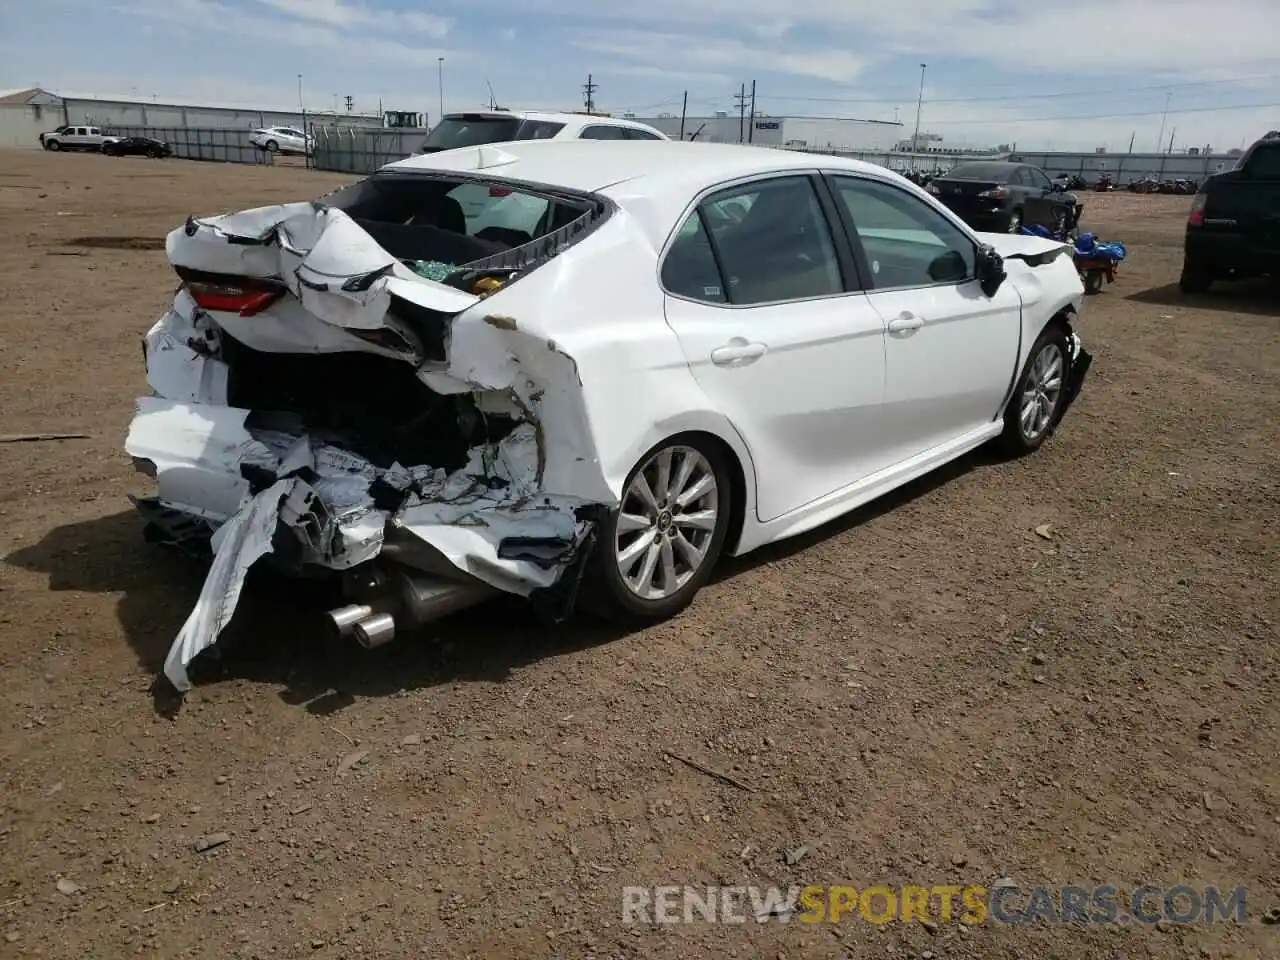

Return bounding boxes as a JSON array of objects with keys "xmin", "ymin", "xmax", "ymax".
[
  {"xmin": 1179, "ymin": 259, "xmax": 1213, "ymax": 294},
  {"xmin": 583, "ymin": 436, "xmax": 733, "ymax": 624},
  {"xmin": 1083, "ymin": 270, "xmax": 1104, "ymax": 294},
  {"xmin": 1007, "ymin": 208, "xmax": 1023, "ymax": 233},
  {"xmin": 996, "ymin": 322, "xmax": 1072, "ymax": 457}
]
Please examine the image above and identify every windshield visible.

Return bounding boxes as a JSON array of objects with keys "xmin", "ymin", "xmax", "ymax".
[
  {"xmin": 946, "ymin": 163, "xmax": 1014, "ymax": 181},
  {"xmin": 420, "ymin": 115, "xmax": 522, "ymax": 152}
]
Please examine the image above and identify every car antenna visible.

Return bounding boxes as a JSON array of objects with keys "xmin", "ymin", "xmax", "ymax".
[{"xmin": 688, "ymin": 122, "xmax": 707, "ymax": 141}]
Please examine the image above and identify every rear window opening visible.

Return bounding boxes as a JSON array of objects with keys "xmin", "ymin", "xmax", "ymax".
[
  {"xmin": 221, "ymin": 330, "xmax": 520, "ymax": 471},
  {"xmin": 419, "ymin": 114, "xmax": 566, "ymax": 154},
  {"xmin": 318, "ymin": 171, "xmax": 608, "ymax": 285}
]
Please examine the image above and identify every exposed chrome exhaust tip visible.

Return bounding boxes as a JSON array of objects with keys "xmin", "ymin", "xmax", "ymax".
[
  {"xmin": 324, "ymin": 566, "xmax": 496, "ymax": 650},
  {"xmin": 327, "ymin": 603, "xmax": 374, "ymax": 638},
  {"xmin": 352, "ymin": 612, "xmax": 397, "ymax": 649}
]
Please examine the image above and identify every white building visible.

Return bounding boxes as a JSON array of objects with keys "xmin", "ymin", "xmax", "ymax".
[
  {"xmin": 631, "ymin": 113, "xmax": 903, "ymax": 153},
  {"xmin": 0, "ymin": 86, "xmax": 384, "ymax": 144}
]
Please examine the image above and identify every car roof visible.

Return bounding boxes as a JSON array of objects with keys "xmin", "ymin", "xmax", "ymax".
[
  {"xmin": 382, "ymin": 139, "xmax": 906, "ymax": 240},
  {"xmin": 387, "ymin": 139, "xmax": 889, "ymax": 192},
  {"xmin": 443, "ymin": 110, "xmax": 665, "ymax": 135}
]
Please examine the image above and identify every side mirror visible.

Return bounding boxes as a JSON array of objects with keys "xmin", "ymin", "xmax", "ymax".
[
  {"xmin": 928, "ymin": 249, "xmax": 969, "ymax": 283},
  {"xmin": 976, "ymin": 245, "xmax": 1006, "ymax": 297}
]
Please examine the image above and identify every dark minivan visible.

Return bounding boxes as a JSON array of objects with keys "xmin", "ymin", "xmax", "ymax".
[
  {"xmin": 927, "ymin": 160, "xmax": 1081, "ymax": 234},
  {"xmin": 1181, "ymin": 131, "xmax": 1280, "ymax": 293}
]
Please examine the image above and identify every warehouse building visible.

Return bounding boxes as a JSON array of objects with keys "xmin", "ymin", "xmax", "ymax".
[
  {"xmin": 631, "ymin": 112, "xmax": 904, "ymax": 153},
  {"xmin": 0, "ymin": 86, "xmax": 383, "ymax": 145}
]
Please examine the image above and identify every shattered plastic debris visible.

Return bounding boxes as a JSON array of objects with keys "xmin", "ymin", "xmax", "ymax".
[{"xmin": 410, "ymin": 260, "xmax": 458, "ymax": 282}]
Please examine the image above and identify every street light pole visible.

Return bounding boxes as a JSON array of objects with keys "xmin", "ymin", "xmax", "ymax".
[
  {"xmin": 437, "ymin": 57, "xmax": 445, "ymax": 126},
  {"xmin": 911, "ymin": 63, "xmax": 926, "ymax": 155},
  {"xmin": 297, "ymin": 73, "xmax": 307, "ymax": 168}
]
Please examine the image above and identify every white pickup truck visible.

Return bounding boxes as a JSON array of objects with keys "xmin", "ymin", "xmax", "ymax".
[{"xmin": 39, "ymin": 125, "xmax": 119, "ymax": 152}]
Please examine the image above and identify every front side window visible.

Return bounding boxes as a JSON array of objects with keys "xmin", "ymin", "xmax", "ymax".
[
  {"xmin": 1026, "ymin": 167, "xmax": 1052, "ymax": 190},
  {"xmin": 662, "ymin": 175, "xmax": 843, "ymax": 306},
  {"xmin": 831, "ymin": 175, "xmax": 976, "ymax": 290}
]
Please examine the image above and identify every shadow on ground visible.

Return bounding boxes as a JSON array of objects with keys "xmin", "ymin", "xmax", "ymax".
[
  {"xmin": 1127, "ymin": 279, "xmax": 1279, "ymax": 318},
  {"xmin": 6, "ymin": 445, "xmax": 995, "ymax": 716}
]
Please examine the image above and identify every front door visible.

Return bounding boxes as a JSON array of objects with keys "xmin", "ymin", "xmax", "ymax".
[
  {"xmin": 824, "ymin": 173, "xmax": 1022, "ymax": 465},
  {"xmin": 661, "ymin": 173, "xmax": 888, "ymax": 523}
]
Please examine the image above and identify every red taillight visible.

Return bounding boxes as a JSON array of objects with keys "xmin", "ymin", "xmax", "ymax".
[
  {"xmin": 978, "ymin": 186, "xmax": 1006, "ymax": 200},
  {"xmin": 489, "ymin": 186, "xmax": 513, "ymax": 197},
  {"xmin": 187, "ymin": 282, "xmax": 284, "ymax": 316},
  {"xmin": 1188, "ymin": 194, "xmax": 1207, "ymax": 227}
]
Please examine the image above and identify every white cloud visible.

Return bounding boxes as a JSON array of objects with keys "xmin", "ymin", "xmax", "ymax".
[
  {"xmin": 113, "ymin": 0, "xmax": 454, "ymax": 66},
  {"xmin": 253, "ymin": 0, "xmax": 450, "ymax": 38},
  {"xmin": 571, "ymin": 29, "xmax": 867, "ymax": 83}
]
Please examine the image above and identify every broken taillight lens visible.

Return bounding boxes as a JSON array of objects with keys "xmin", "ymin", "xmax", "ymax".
[{"xmin": 178, "ymin": 269, "xmax": 285, "ymax": 316}]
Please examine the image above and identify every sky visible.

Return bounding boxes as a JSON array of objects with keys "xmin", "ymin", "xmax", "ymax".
[{"xmin": 2, "ymin": 0, "xmax": 1279, "ymax": 152}]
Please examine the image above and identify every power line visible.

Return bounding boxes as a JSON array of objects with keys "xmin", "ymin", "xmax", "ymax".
[
  {"xmin": 904, "ymin": 100, "xmax": 1280, "ymax": 125},
  {"xmin": 756, "ymin": 72, "xmax": 1280, "ymax": 107}
]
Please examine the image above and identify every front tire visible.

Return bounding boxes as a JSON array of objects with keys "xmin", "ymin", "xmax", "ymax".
[
  {"xmin": 996, "ymin": 323, "xmax": 1071, "ymax": 457},
  {"xmin": 46, "ymin": 140, "xmax": 60, "ymax": 152},
  {"xmin": 585, "ymin": 437, "xmax": 732, "ymax": 623},
  {"xmin": 1179, "ymin": 258, "xmax": 1213, "ymax": 294},
  {"xmin": 265, "ymin": 139, "xmax": 279, "ymax": 153}
]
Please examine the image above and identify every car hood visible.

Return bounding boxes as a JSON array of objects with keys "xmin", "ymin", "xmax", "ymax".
[{"xmin": 976, "ymin": 232, "xmax": 1074, "ymax": 265}]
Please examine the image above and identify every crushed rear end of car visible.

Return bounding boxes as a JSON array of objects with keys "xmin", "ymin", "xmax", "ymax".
[{"xmin": 127, "ymin": 161, "xmax": 618, "ymax": 691}]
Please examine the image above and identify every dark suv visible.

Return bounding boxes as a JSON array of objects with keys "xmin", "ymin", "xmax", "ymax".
[{"xmin": 1180, "ymin": 131, "xmax": 1280, "ymax": 293}]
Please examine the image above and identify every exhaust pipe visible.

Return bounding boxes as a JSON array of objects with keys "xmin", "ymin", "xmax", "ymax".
[
  {"xmin": 324, "ymin": 565, "xmax": 495, "ymax": 648},
  {"xmin": 327, "ymin": 604, "xmax": 374, "ymax": 638},
  {"xmin": 352, "ymin": 612, "xmax": 397, "ymax": 649}
]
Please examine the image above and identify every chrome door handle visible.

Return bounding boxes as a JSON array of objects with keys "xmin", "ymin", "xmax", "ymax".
[
  {"xmin": 710, "ymin": 338, "xmax": 768, "ymax": 367},
  {"xmin": 887, "ymin": 312, "xmax": 925, "ymax": 335}
]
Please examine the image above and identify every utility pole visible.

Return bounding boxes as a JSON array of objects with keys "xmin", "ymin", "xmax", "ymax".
[
  {"xmin": 747, "ymin": 79, "xmax": 757, "ymax": 143},
  {"xmin": 679, "ymin": 90, "xmax": 687, "ymax": 140},
  {"xmin": 1127, "ymin": 131, "xmax": 1136, "ymax": 154},
  {"xmin": 297, "ymin": 74, "xmax": 307, "ymax": 168},
  {"xmin": 437, "ymin": 58, "xmax": 445, "ymax": 124},
  {"xmin": 735, "ymin": 82, "xmax": 747, "ymax": 142},
  {"xmin": 1156, "ymin": 91, "xmax": 1171, "ymax": 154},
  {"xmin": 344, "ymin": 95, "xmax": 353, "ymax": 113},
  {"xmin": 583, "ymin": 74, "xmax": 597, "ymax": 114},
  {"xmin": 911, "ymin": 63, "xmax": 926, "ymax": 155},
  {"xmin": 1168, "ymin": 127, "xmax": 1177, "ymax": 154}
]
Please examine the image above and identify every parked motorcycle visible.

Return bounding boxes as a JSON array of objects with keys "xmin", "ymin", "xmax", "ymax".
[
  {"xmin": 1094, "ymin": 173, "xmax": 1116, "ymax": 192},
  {"xmin": 1129, "ymin": 175, "xmax": 1161, "ymax": 194},
  {"xmin": 1020, "ymin": 225, "xmax": 1126, "ymax": 294}
]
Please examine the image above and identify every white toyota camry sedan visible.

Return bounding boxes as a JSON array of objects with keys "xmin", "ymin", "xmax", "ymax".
[{"xmin": 126, "ymin": 139, "xmax": 1092, "ymax": 690}]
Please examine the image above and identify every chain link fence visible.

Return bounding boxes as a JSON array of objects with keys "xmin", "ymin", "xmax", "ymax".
[
  {"xmin": 311, "ymin": 127, "xmax": 424, "ymax": 174},
  {"xmin": 105, "ymin": 126, "xmax": 276, "ymax": 164}
]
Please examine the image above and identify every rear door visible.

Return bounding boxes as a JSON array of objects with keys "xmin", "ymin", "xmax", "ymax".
[
  {"xmin": 661, "ymin": 173, "xmax": 890, "ymax": 522},
  {"xmin": 826, "ymin": 173, "xmax": 1022, "ymax": 464}
]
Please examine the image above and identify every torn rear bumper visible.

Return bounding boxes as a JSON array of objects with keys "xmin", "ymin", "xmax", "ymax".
[{"xmin": 126, "ymin": 397, "xmax": 599, "ymax": 692}]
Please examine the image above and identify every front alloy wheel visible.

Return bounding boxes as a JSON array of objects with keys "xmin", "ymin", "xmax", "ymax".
[
  {"xmin": 586, "ymin": 438, "xmax": 732, "ymax": 622},
  {"xmin": 1019, "ymin": 342, "xmax": 1064, "ymax": 444},
  {"xmin": 996, "ymin": 324, "xmax": 1072, "ymax": 456}
]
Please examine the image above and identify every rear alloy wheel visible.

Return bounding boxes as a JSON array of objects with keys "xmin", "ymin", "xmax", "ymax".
[
  {"xmin": 1178, "ymin": 258, "xmax": 1214, "ymax": 294},
  {"xmin": 1007, "ymin": 208, "xmax": 1023, "ymax": 233},
  {"xmin": 587, "ymin": 438, "xmax": 732, "ymax": 622},
  {"xmin": 997, "ymin": 325, "xmax": 1070, "ymax": 456}
]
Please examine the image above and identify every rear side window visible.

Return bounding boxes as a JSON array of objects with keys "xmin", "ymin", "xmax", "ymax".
[
  {"xmin": 1244, "ymin": 144, "xmax": 1280, "ymax": 178},
  {"xmin": 580, "ymin": 125, "xmax": 627, "ymax": 140},
  {"xmin": 421, "ymin": 115, "xmax": 521, "ymax": 151},
  {"xmin": 663, "ymin": 176, "xmax": 844, "ymax": 306},
  {"xmin": 626, "ymin": 128, "xmax": 663, "ymax": 141},
  {"xmin": 516, "ymin": 120, "xmax": 565, "ymax": 139}
]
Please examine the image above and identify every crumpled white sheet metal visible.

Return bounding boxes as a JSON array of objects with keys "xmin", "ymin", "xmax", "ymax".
[
  {"xmin": 137, "ymin": 199, "xmax": 603, "ymax": 690},
  {"xmin": 163, "ymin": 478, "xmax": 293, "ymax": 692}
]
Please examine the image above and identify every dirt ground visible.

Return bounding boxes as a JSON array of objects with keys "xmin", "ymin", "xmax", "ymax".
[{"xmin": 0, "ymin": 149, "xmax": 1277, "ymax": 960}]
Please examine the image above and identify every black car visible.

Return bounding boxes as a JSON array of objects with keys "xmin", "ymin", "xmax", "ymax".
[
  {"xmin": 927, "ymin": 161, "xmax": 1080, "ymax": 233},
  {"xmin": 102, "ymin": 136, "xmax": 171, "ymax": 158},
  {"xmin": 1180, "ymin": 131, "xmax": 1280, "ymax": 293}
]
